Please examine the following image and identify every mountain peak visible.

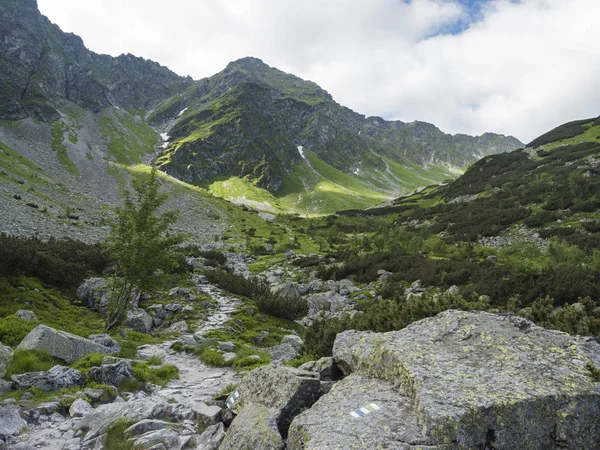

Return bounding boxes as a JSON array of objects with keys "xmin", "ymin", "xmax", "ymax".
[{"xmin": 226, "ymin": 57, "xmax": 270, "ymax": 71}]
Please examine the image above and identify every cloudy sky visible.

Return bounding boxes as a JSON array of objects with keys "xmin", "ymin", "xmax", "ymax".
[{"xmin": 38, "ymin": 0, "xmax": 600, "ymax": 143}]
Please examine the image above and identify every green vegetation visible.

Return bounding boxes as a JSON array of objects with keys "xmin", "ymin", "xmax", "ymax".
[
  {"xmin": 528, "ymin": 116, "xmax": 600, "ymax": 148},
  {"xmin": 104, "ymin": 167, "xmax": 183, "ymax": 328},
  {"xmin": 131, "ymin": 361, "xmax": 179, "ymax": 386},
  {"xmin": 4, "ymin": 350, "xmax": 62, "ymax": 379},
  {"xmin": 99, "ymin": 111, "xmax": 157, "ymax": 164},
  {"xmin": 104, "ymin": 418, "xmax": 137, "ymax": 450},
  {"xmin": 50, "ymin": 121, "xmax": 79, "ymax": 176}
]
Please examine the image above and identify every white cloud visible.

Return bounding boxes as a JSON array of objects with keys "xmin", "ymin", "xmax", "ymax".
[{"xmin": 37, "ymin": 0, "xmax": 600, "ymax": 142}]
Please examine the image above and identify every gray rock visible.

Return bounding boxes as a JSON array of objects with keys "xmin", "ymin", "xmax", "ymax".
[
  {"xmin": 307, "ymin": 280, "xmax": 324, "ymax": 292},
  {"xmin": 181, "ymin": 305, "xmax": 194, "ymax": 313},
  {"xmin": 281, "ymin": 335, "xmax": 303, "ymax": 351},
  {"xmin": 270, "ymin": 282, "xmax": 300, "ymax": 300},
  {"xmin": 123, "ymin": 419, "xmax": 171, "ymax": 438},
  {"xmin": 164, "ymin": 320, "xmax": 188, "ymax": 334},
  {"xmin": 338, "ymin": 279, "xmax": 360, "ymax": 295},
  {"xmin": 69, "ymin": 398, "xmax": 93, "ymax": 417},
  {"xmin": 195, "ymin": 422, "xmax": 225, "ymax": 450},
  {"xmin": 87, "ymin": 334, "xmax": 120, "ymax": 353},
  {"xmin": 222, "ymin": 353, "xmax": 236, "ymax": 363},
  {"xmin": 305, "ymin": 292, "xmax": 333, "ymax": 316},
  {"xmin": 131, "ymin": 428, "xmax": 180, "ymax": 449},
  {"xmin": 324, "ymin": 310, "xmax": 600, "ymax": 449},
  {"xmin": 16, "ymin": 325, "xmax": 117, "ymax": 364},
  {"xmin": 288, "ymin": 374, "xmax": 430, "ymax": 450},
  {"xmin": 88, "ymin": 360, "xmax": 134, "ymax": 387},
  {"xmin": 268, "ymin": 343, "xmax": 297, "ymax": 363},
  {"xmin": 232, "ymin": 365, "xmax": 320, "ymax": 436},
  {"xmin": 217, "ymin": 341, "xmax": 236, "ymax": 352},
  {"xmin": 30, "ymin": 401, "xmax": 60, "ymax": 416},
  {"xmin": 12, "ymin": 443, "xmax": 35, "ymax": 450},
  {"xmin": 192, "ymin": 402, "xmax": 222, "ymax": 425},
  {"xmin": 124, "ymin": 307, "xmax": 154, "ymax": 333},
  {"xmin": 78, "ymin": 398, "xmax": 174, "ymax": 444},
  {"xmin": 0, "ymin": 344, "xmax": 13, "ymax": 378},
  {"xmin": 0, "ymin": 381, "xmax": 11, "ymax": 394},
  {"xmin": 12, "ymin": 366, "xmax": 84, "ymax": 391},
  {"xmin": 0, "ymin": 405, "xmax": 27, "ymax": 438},
  {"xmin": 298, "ymin": 357, "xmax": 340, "ymax": 381},
  {"xmin": 445, "ymin": 284, "xmax": 461, "ymax": 296},
  {"xmin": 15, "ymin": 310, "xmax": 37, "ymax": 322},
  {"xmin": 178, "ymin": 335, "xmax": 197, "ymax": 347},
  {"xmin": 164, "ymin": 302, "xmax": 183, "ymax": 312},
  {"xmin": 77, "ymin": 278, "xmax": 140, "ymax": 315},
  {"xmin": 219, "ymin": 404, "xmax": 283, "ymax": 450}
]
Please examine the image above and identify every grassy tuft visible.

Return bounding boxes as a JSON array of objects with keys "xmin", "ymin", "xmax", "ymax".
[{"xmin": 4, "ymin": 349, "xmax": 62, "ymax": 379}]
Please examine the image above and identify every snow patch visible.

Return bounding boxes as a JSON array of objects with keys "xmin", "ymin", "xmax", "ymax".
[
  {"xmin": 160, "ymin": 133, "xmax": 170, "ymax": 141},
  {"xmin": 358, "ymin": 130, "xmax": 361, "ymax": 135},
  {"xmin": 353, "ymin": 168, "xmax": 360, "ymax": 175},
  {"xmin": 297, "ymin": 145, "xmax": 306, "ymax": 159},
  {"xmin": 177, "ymin": 108, "xmax": 189, "ymax": 117}
]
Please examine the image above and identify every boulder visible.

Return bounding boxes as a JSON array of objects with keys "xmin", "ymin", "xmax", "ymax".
[
  {"xmin": 280, "ymin": 335, "xmax": 303, "ymax": 351},
  {"xmin": 191, "ymin": 402, "xmax": 222, "ymax": 425},
  {"xmin": 338, "ymin": 279, "xmax": 360, "ymax": 295},
  {"xmin": 15, "ymin": 310, "xmax": 37, "ymax": 322},
  {"xmin": 268, "ymin": 343, "xmax": 297, "ymax": 363},
  {"xmin": 445, "ymin": 285, "xmax": 461, "ymax": 296},
  {"xmin": 77, "ymin": 277, "xmax": 140, "ymax": 315},
  {"xmin": 0, "ymin": 380, "xmax": 12, "ymax": 394},
  {"xmin": 69, "ymin": 398, "xmax": 93, "ymax": 418},
  {"xmin": 196, "ymin": 422, "xmax": 225, "ymax": 450},
  {"xmin": 0, "ymin": 343, "xmax": 13, "ymax": 378},
  {"xmin": 78, "ymin": 398, "xmax": 175, "ymax": 445},
  {"xmin": 88, "ymin": 360, "xmax": 134, "ymax": 387},
  {"xmin": 12, "ymin": 366, "xmax": 84, "ymax": 391},
  {"xmin": 293, "ymin": 310, "xmax": 600, "ymax": 449},
  {"xmin": 219, "ymin": 404, "xmax": 283, "ymax": 450},
  {"xmin": 130, "ymin": 428, "xmax": 180, "ymax": 449},
  {"xmin": 298, "ymin": 357, "xmax": 340, "ymax": 381},
  {"xmin": 123, "ymin": 419, "xmax": 171, "ymax": 438},
  {"xmin": 164, "ymin": 321, "xmax": 188, "ymax": 334},
  {"xmin": 87, "ymin": 334, "xmax": 120, "ymax": 353},
  {"xmin": 16, "ymin": 325, "xmax": 118, "ymax": 364},
  {"xmin": 270, "ymin": 281, "xmax": 301, "ymax": 300},
  {"xmin": 0, "ymin": 405, "xmax": 27, "ymax": 439},
  {"xmin": 305, "ymin": 292, "xmax": 333, "ymax": 316},
  {"xmin": 232, "ymin": 365, "xmax": 320, "ymax": 436},
  {"xmin": 217, "ymin": 341, "xmax": 236, "ymax": 352},
  {"xmin": 124, "ymin": 307, "xmax": 154, "ymax": 333}
]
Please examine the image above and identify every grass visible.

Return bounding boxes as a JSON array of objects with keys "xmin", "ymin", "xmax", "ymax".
[
  {"xmin": 71, "ymin": 353, "xmax": 106, "ymax": 372},
  {"xmin": 4, "ymin": 350, "xmax": 62, "ymax": 379},
  {"xmin": 131, "ymin": 361, "xmax": 179, "ymax": 386},
  {"xmin": 104, "ymin": 418, "xmax": 136, "ymax": 450},
  {"xmin": 50, "ymin": 121, "xmax": 80, "ymax": 176},
  {"xmin": 0, "ymin": 276, "xmax": 106, "ymax": 346},
  {"xmin": 99, "ymin": 110, "xmax": 157, "ymax": 165},
  {"xmin": 542, "ymin": 121, "xmax": 600, "ymax": 150},
  {"xmin": 115, "ymin": 331, "xmax": 163, "ymax": 359}
]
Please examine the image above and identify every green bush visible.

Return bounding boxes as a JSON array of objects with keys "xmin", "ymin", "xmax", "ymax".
[
  {"xmin": 5, "ymin": 350, "xmax": 62, "ymax": 378},
  {"xmin": 255, "ymin": 291, "xmax": 308, "ymax": 320},
  {"xmin": 0, "ymin": 315, "xmax": 36, "ymax": 347}
]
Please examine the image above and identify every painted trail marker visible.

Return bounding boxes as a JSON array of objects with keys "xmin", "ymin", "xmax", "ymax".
[
  {"xmin": 349, "ymin": 403, "xmax": 380, "ymax": 418},
  {"xmin": 226, "ymin": 390, "xmax": 240, "ymax": 409}
]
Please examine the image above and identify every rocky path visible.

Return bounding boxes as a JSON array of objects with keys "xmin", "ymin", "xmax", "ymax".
[{"xmin": 12, "ymin": 278, "xmax": 244, "ymax": 450}]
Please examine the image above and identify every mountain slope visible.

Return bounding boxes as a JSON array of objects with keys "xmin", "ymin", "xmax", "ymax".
[{"xmin": 152, "ymin": 57, "xmax": 523, "ymax": 210}]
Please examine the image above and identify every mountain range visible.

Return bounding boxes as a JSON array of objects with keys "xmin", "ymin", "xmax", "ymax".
[{"xmin": 0, "ymin": 0, "xmax": 524, "ymax": 225}]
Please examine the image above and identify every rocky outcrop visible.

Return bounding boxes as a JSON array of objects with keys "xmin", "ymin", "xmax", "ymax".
[
  {"xmin": 219, "ymin": 403, "xmax": 283, "ymax": 450},
  {"xmin": 288, "ymin": 310, "xmax": 600, "ymax": 449},
  {"xmin": 230, "ymin": 365, "xmax": 321, "ymax": 437},
  {"xmin": 12, "ymin": 365, "xmax": 84, "ymax": 391},
  {"xmin": 16, "ymin": 325, "xmax": 118, "ymax": 364},
  {"xmin": 196, "ymin": 423, "xmax": 226, "ymax": 450},
  {"xmin": 0, "ymin": 343, "xmax": 14, "ymax": 378},
  {"xmin": 124, "ymin": 306, "xmax": 154, "ymax": 333}
]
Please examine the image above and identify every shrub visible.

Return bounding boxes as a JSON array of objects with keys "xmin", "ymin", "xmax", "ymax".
[
  {"xmin": 255, "ymin": 291, "xmax": 308, "ymax": 320},
  {"xmin": 132, "ymin": 362, "xmax": 179, "ymax": 386},
  {"xmin": 71, "ymin": 353, "xmax": 106, "ymax": 372},
  {"xmin": 0, "ymin": 315, "xmax": 36, "ymax": 347},
  {"xmin": 5, "ymin": 350, "xmax": 62, "ymax": 378}
]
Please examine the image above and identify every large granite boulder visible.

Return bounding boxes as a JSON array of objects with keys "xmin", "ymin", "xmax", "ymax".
[
  {"xmin": 270, "ymin": 282, "xmax": 301, "ymax": 300},
  {"xmin": 12, "ymin": 365, "xmax": 85, "ymax": 391},
  {"xmin": 289, "ymin": 310, "xmax": 600, "ymax": 449},
  {"xmin": 232, "ymin": 365, "xmax": 320, "ymax": 436},
  {"xmin": 196, "ymin": 423, "xmax": 226, "ymax": 450},
  {"xmin": 16, "ymin": 325, "xmax": 118, "ymax": 364},
  {"xmin": 219, "ymin": 404, "xmax": 283, "ymax": 450},
  {"xmin": 0, "ymin": 343, "xmax": 13, "ymax": 378}
]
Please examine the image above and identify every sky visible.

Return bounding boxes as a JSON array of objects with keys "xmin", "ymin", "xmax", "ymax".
[{"xmin": 37, "ymin": 0, "xmax": 600, "ymax": 143}]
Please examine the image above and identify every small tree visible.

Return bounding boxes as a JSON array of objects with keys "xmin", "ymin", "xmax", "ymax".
[{"xmin": 104, "ymin": 167, "xmax": 183, "ymax": 329}]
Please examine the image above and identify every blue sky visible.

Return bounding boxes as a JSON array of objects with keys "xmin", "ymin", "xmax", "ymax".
[{"xmin": 38, "ymin": 0, "xmax": 600, "ymax": 142}]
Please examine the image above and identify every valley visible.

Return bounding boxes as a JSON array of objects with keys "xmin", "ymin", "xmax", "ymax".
[{"xmin": 0, "ymin": 1, "xmax": 599, "ymax": 449}]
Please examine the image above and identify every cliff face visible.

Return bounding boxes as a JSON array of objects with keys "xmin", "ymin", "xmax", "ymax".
[{"xmin": 0, "ymin": 0, "xmax": 191, "ymax": 121}]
